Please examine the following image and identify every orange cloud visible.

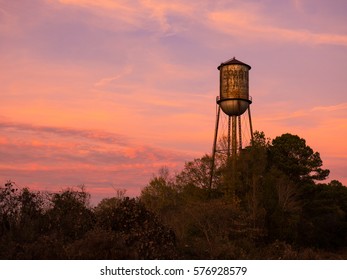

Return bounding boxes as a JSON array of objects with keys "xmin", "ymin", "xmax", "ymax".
[{"xmin": 0, "ymin": 120, "xmax": 192, "ymax": 203}]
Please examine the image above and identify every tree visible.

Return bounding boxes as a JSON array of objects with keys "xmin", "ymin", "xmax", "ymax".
[
  {"xmin": 176, "ymin": 155, "xmax": 214, "ymax": 190},
  {"xmin": 95, "ymin": 196, "xmax": 177, "ymax": 259},
  {"xmin": 269, "ymin": 133, "xmax": 329, "ymax": 184},
  {"xmin": 235, "ymin": 131, "xmax": 269, "ymax": 231},
  {"xmin": 0, "ymin": 181, "xmax": 20, "ymax": 235},
  {"xmin": 298, "ymin": 180, "xmax": 347, "ymax": 248},
  {"xmin": 140, "ymin": 167, "xmax": 178, "ymax": 214},
  {"xmin": 44, "ymin": 186, "xmax": 95, "ymax": 242},
  {"xmin": 175, "ymin": 155, "xmax": 223, "ymax": 199},
  {"xmin": 262, "ymin": 167, "xmax": 302, "ymax": 243}
]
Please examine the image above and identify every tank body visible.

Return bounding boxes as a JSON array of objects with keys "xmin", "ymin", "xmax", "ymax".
[{"xmin": 218, "ymin": 58, "xmax": 251, "ymax": 116}]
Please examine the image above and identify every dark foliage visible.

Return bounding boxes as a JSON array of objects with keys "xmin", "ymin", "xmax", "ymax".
[
  {"xmin": 141, "ymin": 132, "xmax": 347, "ymax": 259},
  {"xmin": 1, "ymin": 132, "xmax": 347, "ymax": 259},
  {"xmin": 269, "ymin": 133, "xmax": 330, "ymax": 183},
  {"xmin": 94, "ymin": 197, "xmax": 177, "ymax": 259},
  {"xmin": 0, "ymin": 183, "xmax": 177, "ymax": 259}
]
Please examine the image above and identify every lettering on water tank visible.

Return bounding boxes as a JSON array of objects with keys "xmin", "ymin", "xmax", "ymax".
[{"xmin": 221, "ymin": 65, "xmax": 249, "ymax": 98}]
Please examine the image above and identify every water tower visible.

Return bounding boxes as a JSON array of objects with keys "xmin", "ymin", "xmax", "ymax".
[{"xmin": 209, "ymin": 57, "xmax": 254, "ymax": 188}]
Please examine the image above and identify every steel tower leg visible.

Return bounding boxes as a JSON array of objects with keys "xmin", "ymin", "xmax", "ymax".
[
  {"xmin": 248, "ymin": 106, "xmax": 254, "ymax": 143},
  {"xmin": 209, "ymin": 105, "xmax": 221, "ymax": 189},
  {"xmin": 238, "ymin": 115, "xmax": 242, "ymax": 151},
  {"xmin": 231, "ymin": 115, "xmax": 237, "ymax": 199},
  {"xmin": 227, "ymin": 116, "xmax": 231, "ymax": 159},
  {"xmin": 232, "ymin": 116, "xmax": 237, "ymax": 159}
]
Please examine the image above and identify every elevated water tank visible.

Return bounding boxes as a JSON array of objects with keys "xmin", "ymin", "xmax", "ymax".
[{"xmin": 217, "ymin": 57, "xmax": 252, "ymax": 116}]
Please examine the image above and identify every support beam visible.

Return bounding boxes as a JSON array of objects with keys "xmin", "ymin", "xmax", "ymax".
[
  {"xmin": 228, "ymin": 116, "xmax": 231, "ymax": 159},
  {"xmin": 209, "ymin": 105, "xmax": 221, "ymax": 189},
  {"xmin": 238, "ymin": 115, "xmax": 242, "ymax": 151},
  {"xmin": 232, "ymin": 116, "xmax": 237, "ymax": 159},
  {"xmin": 248, "ymin": 106, "xmax": 254, "ymax": 143}
]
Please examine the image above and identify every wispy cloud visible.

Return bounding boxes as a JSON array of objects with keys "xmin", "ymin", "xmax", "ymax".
[
  {"xmin": 208, "ymin": 8, "xmax": 347, "ymax": 46},
  {"xmin": 94, "ymin": 65, "xmax": 133, "ymax": 87},
  {"xmin": 257, "ymin": 102, "xmax": 347, "ymax": 128},
  {"xmin": 299, "ymin": 102, "xmax": 343, "ymax": 117},
  {"xmin": 55, "ymin": 0, "xmax": 193, "ymax": 35},
  {"xmin": 0, "ymin": 120, "xmax": 129, "ymax": 145},
  {"xmin": 311, "ymin": 103, "xmax": 347, "ymax": 113},
  {"xmin": 0, "ymin": 119, "xmax": 191, "ymax": 201},
  {"xmin": 1, "ymin": 0, "xmax": 347, "ymax": 197},
  {"xmin": 255, "ymin": 102, "xmax": 347, "ymax": 170}
]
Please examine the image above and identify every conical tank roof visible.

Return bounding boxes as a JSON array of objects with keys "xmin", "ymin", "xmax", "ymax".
[{"xmin": 217, "ymin": 57, "xmax": 251, "ymax": 70}]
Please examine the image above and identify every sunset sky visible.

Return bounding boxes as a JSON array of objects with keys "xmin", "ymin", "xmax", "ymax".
[{"xmin": 1, "ymin": 0, "xmax": 347, "ymax": 203}]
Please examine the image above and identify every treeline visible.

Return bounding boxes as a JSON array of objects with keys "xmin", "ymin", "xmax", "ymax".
[
  {"xmin": 0, "ymin": 184, "xmax": 176, "ymax": 259},
  {"xmin": 1, "ymin": 132, "xmax": 347, "ymax": 259},
  {"xmin": 141, "ymin": 132, "xmax": 347, "ymax": 259}
]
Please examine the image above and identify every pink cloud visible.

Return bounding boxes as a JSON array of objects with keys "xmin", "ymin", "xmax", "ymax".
[
  {"xmin": 1, "ymin": 0, "xmax": 346, "ymax": 200},
  {"xmin": 0, "ymin": 120, "xmax": 191, "ymax": 203},
  {"xmin": 208, "ymin": 9, "xmax": 347, "ymax": 46},
  {"xmin": 54, "ymin": 0, "xmax": 193, "ymax": 35}
]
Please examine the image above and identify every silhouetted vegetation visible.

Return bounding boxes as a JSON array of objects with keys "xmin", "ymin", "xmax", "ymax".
[
  {"xmin": 1, "ymin": 132, "xmax": 347, "ymax": 259},
  {"xmin": 0, "ymin": 183, "xmax": 176, "ymax": 259}
]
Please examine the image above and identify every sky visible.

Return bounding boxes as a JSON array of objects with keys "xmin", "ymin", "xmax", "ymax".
[{"xmin": 1, "ymin": 0, "xmax": 347, "ymax": 204}]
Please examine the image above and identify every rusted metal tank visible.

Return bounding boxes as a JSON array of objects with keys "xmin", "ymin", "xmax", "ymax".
[{"xmin": 217, "ymin": 57, "xmax": 252, "ymax": 116}]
